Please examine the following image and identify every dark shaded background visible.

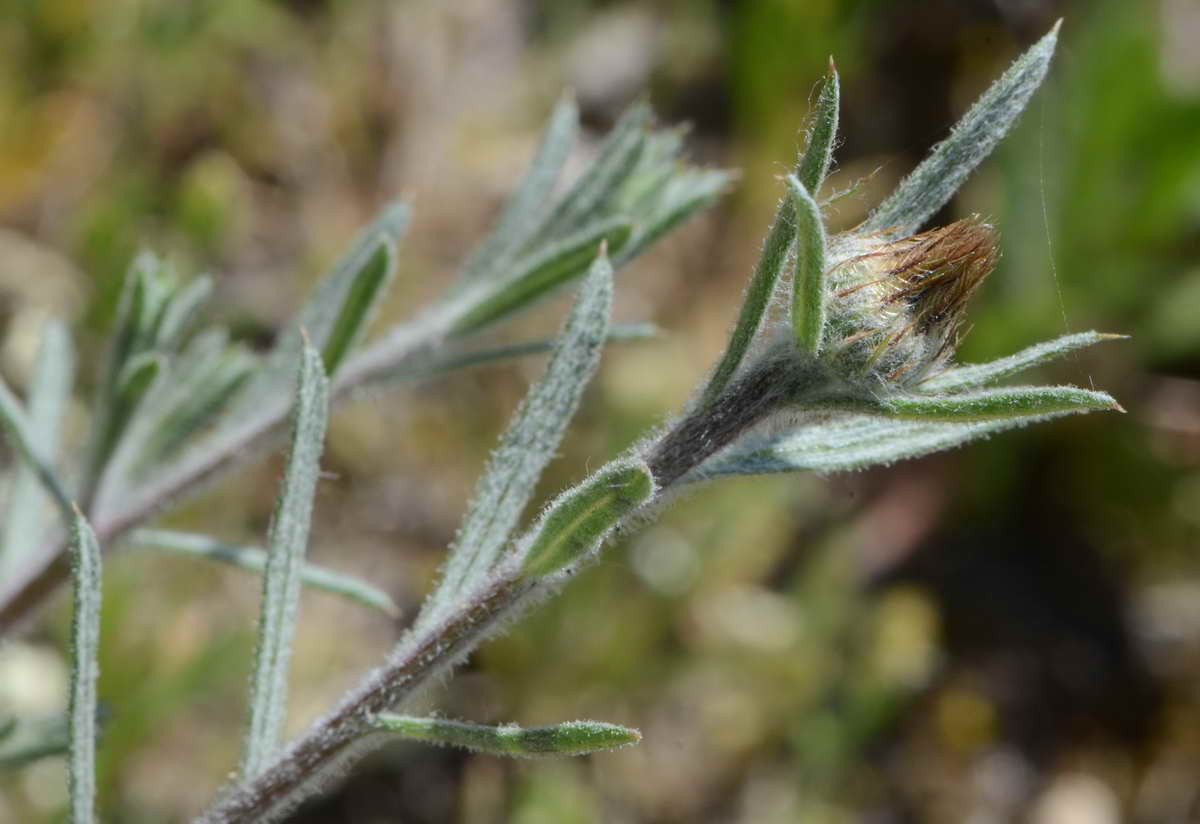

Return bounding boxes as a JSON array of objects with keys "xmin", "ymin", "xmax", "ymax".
[{"xmin": 1, "ymin": 0, "xmax": 1199, "ymax": 821}]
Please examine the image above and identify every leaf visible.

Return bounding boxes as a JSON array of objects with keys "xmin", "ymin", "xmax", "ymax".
[
  {"xmin": 86, "ymin": 352, "xmax": 164, "ymax": 495},
  {"xmin": 128, "ymin": 529, "xmax": 399, "ymax": 617},
  {"xmin": 532, "ymin": 102, "xmax": 651, "ymax": 242},
  {"xmin": 0, "ymin": 714, "xmax": 70, "ymax": 767},
  {"xmin": 797, "ymin": 59, "xmax": 840, "ymax": 194},
  {"xmin": 700, "ymin": 405, "xmax": 1106, "ymax": 478},
  {"xmin": 1, "ymin": 322, "xmax": 75, "ymax": 574},
  {"xmin": 613, "ymin": 168, "xmax": 731, "ymax": 266},
  {"xmin": 702, "ymin": 184, "xmax": 799, "ymax": 404},
  {"xmin": 372, "ymin": 715, "xmax": 640, "ymax": 758},
  {"xmin": 788, "ymin": 175, "xmax": 828, "ymax": 354},
  {"xmin": 520, "ymin": 461, "xmax": 655, "ymax": 579},
  {"xmin": 319, "ymin": 242, "xmax": 395, "ymax": 375},
  {"xmin": 880, "ymin": 384, "xmax": 1119, "ymax": 421},
  {"xmin": 234, "ymin": 202, "xmax": 407, "ymax": 424},
  {"xmin": 154, "ymin": 275, "xmax": 213, "ymax": 351},
  {"xmin": 0, "ymin": 371, "xmax": 73, "ymax": 521},
  {"xmin": 862, "ymin": 21, "xmax": 1061, "ymax": 238},
  {"xmin": 419, "ymin": 251, "xmax": 614, "ymax": 627},
  {"xmin": 459, "ymin": 94, "xmax": 579, "ymax": 284},
  {"xmin": 450, "ymin": 217, "xmax": 629, "ymax": 336},
  {"xmin": 395, "ymin": 324, "xmax": 658, "ymax": 382},
  {"xmin": 67, "ymin": 506, "xmax": 101, "ymax": 824},
  {"xmin": 241, "ymin": 344, "xmax": 330, "ymax": 779},
  {"xmin": 917, "ymin": 331, "xmax": 1123, "ymax": 392}
]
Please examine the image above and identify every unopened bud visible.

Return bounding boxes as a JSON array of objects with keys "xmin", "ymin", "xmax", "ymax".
[{"xmin": 823, "ymin": 216, "xmax": 998, "ymax": 386}]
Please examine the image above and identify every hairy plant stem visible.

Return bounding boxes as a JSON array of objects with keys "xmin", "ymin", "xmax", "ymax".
[
  {"xmin": 0, "ymin": 309, "xmax": 457, "ymax": 635},
  {"xmin": 200, "ymin": 352, "xmax": 831, "ymax": 823},
  {"xmin": 199, "ymin": 574, "xmax": 531, "ymax": 823},
  {"xmin": 649, "ymin": 352, "xmax": 827, "ymax": 487}
]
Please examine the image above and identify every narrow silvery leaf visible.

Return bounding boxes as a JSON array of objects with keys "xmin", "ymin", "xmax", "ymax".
[
  {"xmin": 83, "ymin": 352, "xmax": 163, "ymax": 502},
  {"xmin": 90, "ymin": 333, "xmax": 252, "ymax": 520},
  {"xmin": 129, "ymin": 529, "xmax": 399, "ymax": 617},
  {"xmin": 918, "ymin": 331, "xmax": 1123, "ymax": 392},
  {"xmin": 288, "ymin": 204, "xmax": 405, "ymax": 375},
  {"xmin": 613, "ymin": 168, "xmax": 731, "ymax": 265},
  {"xmin": 155, "ymin": 276, "xmax": 213, "ymax": 351},
  {"xmin": 880, "ymin": 384, "xmax": 1118, "ymax": 421},
  {"xmin": 520, "ymin": 461, "xmax": 655, "ymax": 579},
  {"xmin": 788, "ymin": 175, "xmax": 828, "ymax": 354},
  {"xmin": 702, "ymin": 187, "xmax": 799, "ymax": 404},
  {"xmin": 140, "ymin": 351, "xmax": 254, "ymax": 469},
  {"xmin": 459, "ymin": 94, "xmax": 579, "ymax": 284},
  {"xmin": 82, "ymin": 257, "xmax": 157, "ymax": 497},
  {"xmin": 0, "ymin": 714, "xmax": 70, "ymax": 767},
  {"xmin": 534, "ymin": 103, "xmax": 651, "ymax": 242},
  {"xmin": 0, "ymin": 373, "xmax": 73, "ymax": 520},
  {"xmin": 450, "ymin": 217, "xmax": 629, "ymax": 336},
  {"xmin": 796, "ymin": 59, "xmax": 840, "ymax": 194},
  {"xmin": 1, "ymin": 322, "xmax": 74, "ymax": 573},
  {"xmin": 698, "ymin": 412, "xmax": 1094, "ymax": 477},
  {"xmin": 862, "ymin": 21, "xmax": 1061, "ymax": 237},
  {"xmin": 420, "ymin": 251, "xmax": 614, "ymax": 627},
  {"xmin": 241, "ymin": 344, "xmax": 329, "ymax": 779},
  {"xmin": 408, "ymin": 323, "xmax": 657, "ymax": 380},
  {"xmin": 372, "ymin": 715, "xmax": 640, "ymax": 758},
  {"xmin": 67, "ymin": 506, "xmax": 101, "ymax": 824},
  {"xmin": 230, "ymin": 202, "xmax": 406, "ymax": 428}
]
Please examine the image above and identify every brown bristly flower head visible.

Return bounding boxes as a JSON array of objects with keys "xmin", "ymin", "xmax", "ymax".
[{"xmin": 822, "ymin": 216, "xmax": 999, "ymax": 387}]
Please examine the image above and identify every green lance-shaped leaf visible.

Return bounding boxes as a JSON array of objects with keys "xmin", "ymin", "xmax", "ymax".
[
  {"xmin": 533, "ymin": 102, "xmax": 651, "ymax": 243},
  {"xmin": 0, "ymin": 714, "xmax": 70, "ymax": 767},
  {"xmin": 797, "ymin": 59, "xmax": 840, "ymax": 195},
  {"xmin": 85, "ymin": 352, "xmax": 164, "ymax": 493},
  {"xmin": 613, "ymin": 167, "xmax": 731, "ymax": 266},
  {"xmin": 788, "ymin": 175, "xmax": 829, "ymax": 354},
  {"xmin": 699, "ymin": 404, "xmax": 1105, "ymax": 478},
  {"xmin": 1, "ymin": 321, "xmax": 75, "ymax": 571},
  {"xmin": 238, "ymin": 201, "xmax": 406, "ymax": 417},
  {"xmin": 450, "ymin": 217, "xmax": 630, "ymax": 336},
  {"xmin": 520, "ymin": 461, "xmax": 655, "ymax": 579},
  {"xmin": 297, "ymin": 202, "xmax": 406, "ymax": 367},
  {"xmin": 917, "ymin": 331, "xmax": 1124, "ymax": 393},
  {"xmin": 420, "ymin": 251, "xmax": 615, "ymax": 626},
  {"xmin": 81, "ymin": 256, "xmax": 161, "ymax": 499},
  {"xmin": 703, "ymin": 191, "xmax": 798, "ymax": 405},
  {"xmin": 699, "ymin": 65, "xmax": 839, "ymax": 405},
  {"xmin": 318, "ymin": 242, "xmax": 394, "ymax": 375},
  {"xmin": 862, "ymin": 21, "xmax": 1061, "ymax": 238},
  {"xmin": 0, "ymin": 372, "xmax": 72, "ymax": 522},
  {"xmin": 372, "ymin": 715, "xmax": 640, "ymax": 758},
  {"xmin": 154, "ymin": 275, "xmax": 213, "ymax": 352},
  {"xmin": 241, "ymin": 343, "xmax": 329, "ymax": 779},
  {"xmin": 459, "ymin": 94, "xmax": 579, "ymax": 285},
  {"xmin": 879, "ymin": 384, "xmax": 1120, "ymax": 421},
  {"xmin": 128, "ymin": 529, "xmax": 399, "ymax": 617},
  {"xmin": 67, "ymin": 506, "xmax": 101, "ymax": 824},
  {"xmin": 140, "ymin": 350, "xmax": 255, "ymax": 469},
  {"xmin": 410, "ymin": 323, "xmax": 658, "ymax": 380}
]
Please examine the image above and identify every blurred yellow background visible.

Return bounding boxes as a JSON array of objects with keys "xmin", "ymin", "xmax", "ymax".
[{"xmin": 2, "ymin": 0, "xmax": 1199, "ymax": 821}]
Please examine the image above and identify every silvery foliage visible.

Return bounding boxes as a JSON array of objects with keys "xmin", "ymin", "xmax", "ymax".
[{"xmin": 0, "ymin": 22, "xmax": 1121, "ymax": 824}]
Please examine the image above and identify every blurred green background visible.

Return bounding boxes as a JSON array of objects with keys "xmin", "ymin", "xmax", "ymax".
[{"xmin": 2, "ymin": 0, "xmax": 1199, "ymax": 821}]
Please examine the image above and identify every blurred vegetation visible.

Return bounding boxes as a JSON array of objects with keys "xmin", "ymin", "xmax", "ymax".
[{"xmin": 1, "ymin": 0, "xmax": 1198, "ymax": 821}]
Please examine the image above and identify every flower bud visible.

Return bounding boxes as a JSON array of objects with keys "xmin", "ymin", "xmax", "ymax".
[{"xmin": 822, "ymin": 216, "xmax": 998, "ymax": 387}]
